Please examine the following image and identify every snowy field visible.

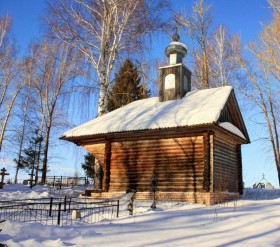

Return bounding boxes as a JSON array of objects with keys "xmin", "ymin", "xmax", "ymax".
[{"xmin": 0, "ymin": 185, "xmax": 280, "ymax": 247}]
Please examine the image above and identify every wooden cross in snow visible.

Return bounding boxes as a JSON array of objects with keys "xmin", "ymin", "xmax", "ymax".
[{"xmin": 0, "ymin": 168, "xmax": 9, "ymax": 189}]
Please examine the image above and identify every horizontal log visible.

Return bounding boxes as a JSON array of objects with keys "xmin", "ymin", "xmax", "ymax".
[
  {"xmin": 214, "ymin": 157, "xmax": 237, "ymax": 166},
  {"xmin": 215, "ymin": 152, "xmax": 237, "ymax": 160},
  {"xmin": 109, "ymin": 183, "xmax": 204, "ymax": 189},
  {"xmin": 111, "ymin": 151, "xmax": 205, "ymax": 160},
  {"xmin": 112, "ymin": 141, "xmax": 203, "ymax": 149},
  {"xmin": 110, "ymin": 166, "xmax": 205, "ymax": 172},
  {"xmin": 111, "ymin": 146, "xmax": 204, "ymax": 154},
  {"xmin": 110, "ymin": 178, "xmax": 205, "ymax": 184},
  {"xmin": 110, "ymin": 159, "xmax": 205, "ymax": 165},
  {"xmin": 110, "ymin": 161, "xmax": 205, "ymax": 168},
  {"xmin": 112, "ymin": 138, "xmax": 203, "ymax": 146},
  {"xmin": 111, "ymin": 159, "xmax": 205, "ymax": 164},
  {"xmin": 111, "ymin": 153, "xmax": 205, "ymax": 161},
  {"xmin": 105, "ymin": 129, "xmax": 208, "ymax": 142},
  {"xmin": 215, "ymin": 166, "xmax": 237, "ymax": 173},
  {"xmin": 109, "ymin": 168, "xmax": 205, "ymax": 175},
  {"xmin": 109, "ymin": 184, "xmax": 204, "ymax": 191},
  {"xmin": 111, "ymin": 151, "xmax": 204, "ymax": 159},
  {"xmin": 214, "ymin": 147, "xmax": 236, "ymax": 156},
  {"xmin": 112, "ymin": 145, "xmax": 204, "ymax": 153},
  {"xmin": 110, "ymin": 166, "xmax": 205, "ymax": 171},
  {"xmin": 110, "ymin": 163, "xmax": 204, "ymax": 173},
  {"xmin": 110, "ymin": 178, "xmax": 205, "ymax": 183},
  {"xmin": 110, "ymin": 162, "xmax": 204, "ymax": 168},
  {"xmin": 110, "ymin": 172, "xmax": 205, "ymax": 178},
  {"xmin": 214, "ymin": 154, "xmax": 237, "ymax": 162},
  {"xmin": 214, "ymin": 135, "xmax": 238, "ymax": 147},
  {"xmin": 111, "ymin": 136, "xmax": 203, "ymax": 147},
  {"xmin": 109, "ymin": 188, "xmax": 205, "ymax": 193}
]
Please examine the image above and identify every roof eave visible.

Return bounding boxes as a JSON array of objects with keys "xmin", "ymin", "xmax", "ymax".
[{"xmin": 60, "ymin": 123, "xmax": 220, "ymax": 144}]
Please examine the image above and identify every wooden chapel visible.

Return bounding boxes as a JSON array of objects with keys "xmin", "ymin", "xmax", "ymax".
[{"xmin": 61, "ymin": 33, "xmax": 250, "ymax": 205}]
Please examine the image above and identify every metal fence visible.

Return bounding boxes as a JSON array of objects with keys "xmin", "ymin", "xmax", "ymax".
[
  {"xmin": 42, "ymin": 176, "xmax": 89, "ymax": 188},
  {"xmin": 14, "ymin": 176, "xmax": 91, "ymax": 188},
  {"xmin": 0, "ymin": 197, "xmax": 119, "ymax": 226}
]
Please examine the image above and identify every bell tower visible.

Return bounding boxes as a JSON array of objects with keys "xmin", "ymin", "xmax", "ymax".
[{"xmin": 159, "ymin": 31, "xmax": 192, "ymax": 102}]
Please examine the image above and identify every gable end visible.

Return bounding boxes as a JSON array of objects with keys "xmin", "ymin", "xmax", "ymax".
[{"xmin": 218, "ymin": 90, "xmax": 250, "ymax": 142}]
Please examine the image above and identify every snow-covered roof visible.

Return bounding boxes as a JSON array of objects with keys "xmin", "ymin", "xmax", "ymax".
[
  {"xmin": 218, "ymin": 122, "xmax": 246, "ymax": 140},
  {"xmin": 62, "ymin": 86, "xmax": 245, "ymax": 140}
]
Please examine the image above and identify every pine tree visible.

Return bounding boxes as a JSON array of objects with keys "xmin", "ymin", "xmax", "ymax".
[
  {"xmin": 20, "ymin": 133, "xmax": 44, "ymax": 185},
  {"xmin": 81, "ymin": 153, "xmax": 95, "ymax": 179},
  {"xmin": 108, "ymin": 59, "xmax": 150, "ymax": 112}
]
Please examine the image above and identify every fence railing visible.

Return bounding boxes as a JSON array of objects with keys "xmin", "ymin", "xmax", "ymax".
[
  {"xmin": 12, "ymin": 176, "xmax": 91, "ymax": 188},
  {"xmin": 40, "ymin": 176, "xmax": 89, "ymax": 188},
  {"xmin": 0, "ymin": 197, "xmax": 119, "ymax": 226}
]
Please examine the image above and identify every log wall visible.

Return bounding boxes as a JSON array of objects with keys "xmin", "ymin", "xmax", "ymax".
[
  {"xmin": 82, "ymin": 128, "xmax": 243, "ymax": 196},
  {"xmin": 109, "ymin": 136, "xmax": 206, "ymax": 192},
  {"xmin": 213, "ymin": 131, "xmax": 239, "ymax": 193}
]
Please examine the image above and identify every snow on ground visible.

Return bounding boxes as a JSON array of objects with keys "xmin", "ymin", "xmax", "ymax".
[
  {"xmin": 0, "ymin": 185, "xmax": 84, "ymax": 200},
  {"xmin": 0, "ymin": 185, "xmax": 280, "ymax": 247}
]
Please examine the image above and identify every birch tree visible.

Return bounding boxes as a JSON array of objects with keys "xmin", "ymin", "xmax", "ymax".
[
  {"xmin": 46, "ymin": 0, "xmax": 169, "ymax": 116},
  {"xmin": 175, "ymin": 0, "xmax": 239, "ymax": 89},
  {"xmin": 0, "ymin": 15, "xmax": 25, "ymax": 152},
  {"xmin": 31, "ymin": 39, "xmax": 81, "ymax": 184},
  {"xmin": 237, "ymin": 0, "xmax": 280, "ymax": 185},
  {"xmin": 14, "ymin": 55, "xmax": 37, "ymax": 183},
  {"xmin": 208, "ymin": 25, "xmax": 240, "ymax": 87},
  {"xmin": 176, "ymin": 0, "xmax": 213, "ymax": 88}
]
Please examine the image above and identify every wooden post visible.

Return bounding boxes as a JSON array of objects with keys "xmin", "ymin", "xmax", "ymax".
[
  {"xmin": 128, "ymin": 193, "xmax": 135, "ymax": 215},
  {"xmin": 103, "ymin": 139, "xmax": 111, "ymax": 192},
  {"xmin": 209, "ymin": 133, "xmax": 214, "ymax": 193},
  {"xmin": 0, "ymin": 168, "xmax": 9, "ymax": 189},
  {"xmin": 203, "ymin": 132, "xmax": 210, "ymax": 192},
  {"xmin": 116, "ymin": 200, "xmax": 120, "ymax": 218},
  {"xmin": 237, "ymin": 144, "xmax": 243, "ymax": 195}
]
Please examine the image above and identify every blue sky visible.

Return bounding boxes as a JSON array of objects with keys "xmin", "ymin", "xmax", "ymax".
[
  {"xmin": 0, "ymin": 0, "xmax": 48, "ymax": 54},
  {"xmin": 0, "ymin": 0, "xmax": 278, "ymax": 187},
  {"xmin": 0, "ymin": 0, "xmax": 271, "ymax": 55}
]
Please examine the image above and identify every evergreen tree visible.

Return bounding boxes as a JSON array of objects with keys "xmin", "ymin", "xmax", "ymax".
[
  {"xmin": 81, "ymin": 153, "xmax": 95, "ymax": 178},
  {"xmin": 20, "ymin": 133, "xmax": 44, "ymax": 185},
  {"xmin": 108, "ymin": 59, "xmax": 150, "ymax": 112}
]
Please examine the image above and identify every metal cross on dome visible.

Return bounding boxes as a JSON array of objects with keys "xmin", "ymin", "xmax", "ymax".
[{"xmin": 172, "ymin": 27, "xmax": 180, "ymax": 42}]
